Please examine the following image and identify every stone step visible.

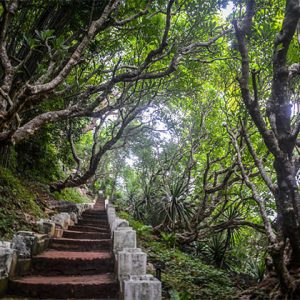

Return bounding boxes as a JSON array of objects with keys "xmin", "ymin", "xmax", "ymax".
[
  {"xmin": 31, "ymin": 250, "xmax": 113, "ymax": 275},
  {"xmin": 9, "ymin": 274, "xmax": 118, "ymax": 299},
  {"xmin": 79, "ymin": 219, "xmax": 108, "ymax": 225},
  {"xmin": 62, "ymin": 230, "xmax": 110, "ymax": 240},
  {"xmin": 82, "ymin": 209, "xmax": 106, "ymax": 215},
  {"xmin": 81, "ymin": 215, "xmax": 108, "ymax": 222},
  {"xmin": 82, "ymin": 211, "xmax": 107, "ymax": 217},
  {"xmin": 49, "ymin": 238, "xmax": 111, "ymax": 251},
  {"xmin": 77, "ymin": 219, "xmax": 109, "ymax": 227},
  {"xmin": 68, "ymin": 225, "xmax": 110, "ymax": 233}
]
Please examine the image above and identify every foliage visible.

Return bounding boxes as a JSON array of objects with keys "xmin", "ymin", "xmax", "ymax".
[
  {"xmin": 15, "ymin": 128, "xmax": 64, "ymax": 182},
  {"xmin": 0, "ymin": 166, "xmax": 44, "ymax": 239},
  {"xmin": 52, "ymin": 188, "xmax": 91, "ymax": 204}
]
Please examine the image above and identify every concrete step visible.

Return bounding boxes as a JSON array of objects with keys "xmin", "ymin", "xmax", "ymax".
[
  {"xmin": 77, "ymin": 219, "xmax": 109, "ymax": 227},
  {"xmin": 9, "ymin": 274, "xmax": 118, "ymax": 299},
  {"xmin": 68, "ymin": 225, "xmax": 110, "ymax": 233},
  {"xmin": 81, "ymin": 216, "xmax": 108, "ymax": 222},
  {"xmin": 82, "ymin": 209, "xmax": 106, "ymax": 216},
  {"xmin": 49, "ymin": 238, "xmax": 112, "ymax": 251},
  {"xmin": 82, "ymin": 211, "xmax": 107, "ymax": 217},
  {"xmin": 62, "ymin": 230, "xmax": 110, "ymax": 240},
  {"xmin": 31, "ymin": 250, "xmax": 114, "ymax": 275}
]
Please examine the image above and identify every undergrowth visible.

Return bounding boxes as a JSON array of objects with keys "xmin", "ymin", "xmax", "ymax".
[
  {"xmin": 52, "ymin": 188, "xmax": 91, "ymax": 203},
  {"xmin": 0, "ymin": 166, "xmax": 44, "ymax": 239},
  {"xmin": 118, "ymin": 211, "xmax": 235, "ymax": 299},
  {"xmin": 0, "ymin": 166, "xmax": 91, "ymax": 239}
]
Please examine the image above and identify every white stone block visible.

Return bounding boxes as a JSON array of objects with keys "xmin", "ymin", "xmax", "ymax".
[
  {"xmin": 107, "ymin": 206, "xmax": 115, "ymax": 214},
  {"xmin": 69, "ymin": 212, "xmax": 78, "ymax": 223},
  {"xmin": 107, "ymin": 206, "xmax": 116, "ymax": 215},
  {"xmin": 118, "ymin": 248, "xmax": 147, "ymax": 289},
  {"xmin": 60, "ymin": 213, "xmax": 71, "ymax": 225},
  {"xmin": 111, "ymin": 218, "xmax": 129, "ymax": 233},
  {"xmin": 11, "ymin": 231, "xmax": 37, "ymax": 258},
  {"xmin": 0, "ymin": 247, "xmax": 15, "ymax": 276},
  {"xmin": 51, "ymin": 213, "xmax": 70, "ymax": 229},
  {"xmin": 113, "ymin": 227, "xmax": 136, "ymax": 253},
  {"xmin": 105, "ymin": 198, "xmax": 109, "ymax": 209},
  {"xmin": 108, "ymin": 211, "xmax": 117, "ymax": 229},
  {"xmin": 37, "ymin": 219, "xmax": 56, "ymax": 236},
  {"xmin": 0, "ymin": 241, "xmax": 11, "ymax": 249},
  {"xmin": 123, "ymin": 274, "xmax": 162, "ymax": 300}
]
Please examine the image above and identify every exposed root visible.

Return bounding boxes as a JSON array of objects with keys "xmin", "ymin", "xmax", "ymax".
[{"xmin": 235, "ymin": 271, "xmax": 300, "ymax": 300}]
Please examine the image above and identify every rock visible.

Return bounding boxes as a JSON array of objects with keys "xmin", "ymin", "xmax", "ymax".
[
  {"xmin": 51, "ymin": 213, "xmax": 70, "ymax": 229},
  {"xmin": 69, "ymin": 212, "xmax": 78, "ymax": 223},
  {"xmin": 37, "ymin": 219, "xmax": 55, "ymax": 236},
  {"xmin": 11, "ymin": 231, "xmax": 37, "ymax": 258},
  {"xmin": 0, "ymin": 247, "xmax": 15, "ymax": 276}
]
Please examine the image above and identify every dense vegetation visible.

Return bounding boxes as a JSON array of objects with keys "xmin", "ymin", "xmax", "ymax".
[{"xmin": 0, "ymin": 0, "xmax": 299, "ymax": 298}]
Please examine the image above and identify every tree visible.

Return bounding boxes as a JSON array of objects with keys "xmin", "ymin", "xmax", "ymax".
[
  {"xmin": 232, "ymin": 0, "xmax": 300, "ymax": 294},
  {"xmin": 0, "ymin": 0, "xmax": 231, "ymax": 190}
]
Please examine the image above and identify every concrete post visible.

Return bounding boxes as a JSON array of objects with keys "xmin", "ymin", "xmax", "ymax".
[
  {"xmin": 105, "ymin": 198, "xmax": 109, "ymax": 209},
  {"xmin": 111, "ymin": 218, "xmax": 129, "ymax": 234},
  {"xmin": 107, "ymin": 208, "xmax": 117, "ymax": 229},
  {"xmin": 123, "ymin": 275, "xmax": 162, "ymax": 300},
  {"xmin": 113, "ymin": 227, "xmax": 136, "ymax": 253},
  {"xmin": 118, "ymin": 248, "xmax": 147, "ymax": 291}
]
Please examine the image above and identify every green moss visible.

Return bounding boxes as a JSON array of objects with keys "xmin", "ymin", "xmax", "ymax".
[
  {"xmin": 52, "ymin": 188, "xmax": 91, "ymax": 203},
  {"xmin": 118, "ymin": 210, "xmax": 236, "ymax": 299},
  {"xmin": 0, "ymin": 166, "xmax": 44, "ymax": 239}
]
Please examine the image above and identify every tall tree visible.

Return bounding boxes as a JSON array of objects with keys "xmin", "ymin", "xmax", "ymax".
[
  {"xmin": 0, "ymin": 0, "xmax": 231, "ymax": 189},
  {"xmin": 233, "ymin": 0, "xmax": 300, "ymax": 293}
]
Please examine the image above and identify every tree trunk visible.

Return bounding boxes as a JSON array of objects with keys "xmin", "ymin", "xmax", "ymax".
[
  {"xmin": 274, "ymin": 158, "xmax": 300, "ymax": 265},
  {"xmin": 0, "ymin": 144, "xmax": 13, "ymax": 168}
]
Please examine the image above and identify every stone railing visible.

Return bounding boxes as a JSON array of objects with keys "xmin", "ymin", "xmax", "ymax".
[
  {"xmin": 0, "ymin": 202, "xmax": 93, "ymax": 297},
  {"xmin": 106, "ymin": 200, "xmax": 162, "ymax": 300}
]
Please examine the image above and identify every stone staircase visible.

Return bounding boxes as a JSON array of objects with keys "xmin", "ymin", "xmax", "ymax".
[{"xmin": 7, "ymin": 200, "xmax": 118, "ymax": 299}]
